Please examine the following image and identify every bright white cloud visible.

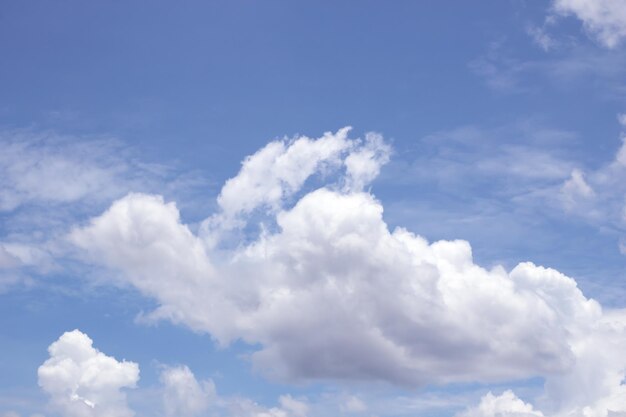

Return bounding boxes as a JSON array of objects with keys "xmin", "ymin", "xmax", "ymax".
[
  {"xmin": 553, "ymin": 0, "xmax": 626, "ymax": 47},
  {"xmin": 202, "ymin": 127, "xmax": 390, "ymax": 244},
  {"xmin": 160, "ymin": 365, "xmax": 215, "ymax": 417},
  {"xmin": 216, "ymin": 127, "xmax": 352, "ymax": 218},
  {"xmin": 70, "ymin": 129, "xmax": 626, "ymax": 416},
  {"xmin": 457, "ymin": 390, "xmax": 544, "ymax": 417},
  {"xmin": 37, "ymin": 330, "xmax": 139, "ymax": 417}
]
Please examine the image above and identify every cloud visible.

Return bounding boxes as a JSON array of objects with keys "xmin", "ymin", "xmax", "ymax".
[
  {"xmin": 0, "ymin": 245, "xmax": 29, "ymax": 293},
  {"xmin": 157, "ymin": 363, "xmax": 309, "ymax": 417},
  {"xmin": 37, "ymin": 330, "xmax": 139, "ymax": 417},
  {"xmin": 340, "ymin": 396, "xmax": 367, "ymax": 413},
  {"xmin": 202, "ymin": 127, "xmax": 390, "ymax": 242},
  {"xmin": 457, "ymin": 391, "xmax": 544, "ymax": 417},
  {"xmin": 383, "ymin": 119, "xmax": 626, "ymax": 260},
  {"xmin": 471, "ymin": 38, "xmax": 626, "ymax": 95},
  {"xmin": 553, "ymin": 0, "xmax": 626, "ymax": 48},
  {"xmin": 160, "ymin": 365, "xmax": 215, "ymax": 417},
  {"xmin": 228, "ymin": 395, "xmax": 309, "ymax": 417},
  {"xmin": 0, "ymin": 130, "xmax": 135, "ymax": 212},
  {"xmin": 561, "ymin": 168, "xmax": 595, "ymax": 208},
  {"xmin": 553, "ymin": 118, "xmax": 626, "ymax": 250},
  {"xmin": 527, "ymin": 25, "xmax": 558, "ymax": 51},
  {"xmin": 0, "ymin": 128, "xmax": 211, "ymax": 296},
  {"xmin": 70, "ymin": 128, "xmax": 626, "ymax": 416}
]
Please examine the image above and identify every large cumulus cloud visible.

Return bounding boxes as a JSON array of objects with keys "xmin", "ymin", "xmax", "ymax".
[{"xmin": 70, "ymin": 128, "xmax": 626, "ymax": 416}]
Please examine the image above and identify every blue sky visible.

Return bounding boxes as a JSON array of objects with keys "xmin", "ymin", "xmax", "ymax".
[{"xmin": 2, "ymin": 1, "xmax": 626, "ymax": 417}]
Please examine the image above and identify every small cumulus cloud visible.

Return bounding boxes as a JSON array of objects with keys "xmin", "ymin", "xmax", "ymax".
[
  {"xmin": 37, "ymin": 329, "xmax": 139, "ymax": 417},
  {"xmin": 457, "ymin": 390, "xmax": 543, "ymax": 417},
  {"xmin": 160, "ymin": 365, "xmax": 215, "ymax": 417}
]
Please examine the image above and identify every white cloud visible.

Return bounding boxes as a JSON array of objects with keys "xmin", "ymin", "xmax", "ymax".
[
  {"xmin": 553, "ymin": 120, "xmax": 626, "ymax": 250},
  {"xmin": 160, "ymin": 365, "xmax": 214, "ymax": 417},
  {"xmin": 0, "ymin": 128, "xmax": 204, "ymax": 213},
  {"xmin": 156, "ymin": 363, "xmax": 309, "ymax": 417},
  {"xmin": 561, "ymin": 168, "xmax": 595, "ymax": 208},
  {"xmin": 553, "ymin": 0, "xmax": 626, "ymax": 48},
  {"xmin": 202, "ymin": 127, "xmax": 390, "ymax": 244},
  {"xmin": 340, "ymin": 396, "xmax": 367, "ymax": 413},
  {"xmin": 0, "ymin": 130, "xmax": 130, "ymax": 212},
  {"xmin": 215, "ymin": 127, "xmax": 352, "ymax": 218},
  {"xmin": 527, "ymin": 25, "xmax": 557, "ymax": 51},
  {"xmin": 228, "ymin": 395, "xmax": 309, "ymax": 417},
  {"xmin": 457, "ymin": 390, "xmax": 544, "ymax": 417},
  {"xmin": 70, "ymin": 129, "xmax": 626, "ymax": 416},
  {"xmin": 0, "ymin": 129, "xmax": 210, "ymax": 296},
  {"xmin": 37, "ymin": 330, "xmax": 139, "ymax": 417}
]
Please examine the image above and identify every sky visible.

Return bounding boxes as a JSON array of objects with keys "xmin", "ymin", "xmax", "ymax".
[{"xmin": 2, "ymin": 1, "xmax": 626, "ymax": 416}]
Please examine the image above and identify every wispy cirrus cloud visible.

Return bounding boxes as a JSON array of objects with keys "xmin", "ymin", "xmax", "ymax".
[{"xmin": 471, "ymin": 39, "xmax": 626, "ymax": 95}]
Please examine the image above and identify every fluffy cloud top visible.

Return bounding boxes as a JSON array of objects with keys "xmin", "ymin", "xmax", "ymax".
[
  {"xmin": 157, "ymin": 364, "xmax": 308, "ymax": 417},
  {"xmin": 70, "ymin": 129, "xmax": 626, "ymax": 416},
  {"xmin": 160, "ymin": 365, "xmax": 215, "ymax": 417},
  {"xmin": 203, "ymin": 127, "xmax": 390, "ymax": 242},
  {"xmin": 37, "ymin": 330, "xmax": 139, "ymax": 417},
  {"xmin": 553, "ymin": 0, "xmax": 626, "ymax": 47},
  {"xmin": 457, "ymin": 391, "xmax": 544, "ymax": 417}
]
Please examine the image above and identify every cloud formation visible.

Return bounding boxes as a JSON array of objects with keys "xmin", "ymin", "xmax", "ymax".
[
  {"xmin": 457, "ymin": 391, "xmax": 544, "ymax": 417},
  {"xmin": 556, "ymin": 118, "xmax": 626, "ymax": 251},
  {"xmin": 70, "ymin": 129, "xmax": 626, "ymax": 416},
  {"xmin": 158, "ymin": 364, "xmax": 309, "ymax": 417},
  {"xmin": 0, "ymin": 130, "xmax": 137, "ymax": 212},
  {"xmin": 553, "ymin": 0, "xmax": 626, "ymax": 48},
  {"xmin": 160, "ymin": 365, "xmax": 214, "ymax": 417},
  {"xmin": 37, "ymin": 330, "xmax": 139, "ymax": 417}
]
